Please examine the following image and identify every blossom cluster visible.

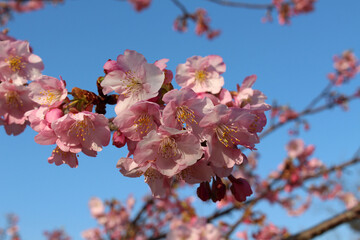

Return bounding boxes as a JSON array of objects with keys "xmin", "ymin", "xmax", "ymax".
[
  {"xmin": 82, "ymin": 195, "xmax": 225, "ymax": 240},
  {"xmin": 173, "ymin": 8, "xmax": 221, "ymax": 40},
  {"xmin": 0, "ymin": 34, "xmax": 270, "ymax": 201},
  {"xmin": 327, "ymin": 50, "xmax": 360, "ymax": 86},
  {"xmin": 0, "ymin": 34, "xmax": 110, "ymax": 168},
  {"xmin": 0, "ymin": 0, "xmax": 63, "ymax": 26},
  {"xmin": 264, "ymin": 0, "xmax": 316, "ymax": 25},
  {"xmin": 106, "ymin": 50, "xmax": 270, "ymax": 198}
]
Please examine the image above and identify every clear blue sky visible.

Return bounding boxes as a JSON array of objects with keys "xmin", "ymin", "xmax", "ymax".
[{"xmin": 1, "ymin": 0, "xmax": 360, "ymax": 239}]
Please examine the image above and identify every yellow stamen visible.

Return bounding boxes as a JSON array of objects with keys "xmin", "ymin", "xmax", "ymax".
[
  {"xmin": 6, "ymin": 56, "xmax": 26, "ymax": 72},
  {"xmin": 38, "ymin": 90, "xmax": 59, "ymax": 106},
  {"xmin": 215, "ymin": 124, "xmax": 240, "ymax": 147},
  {"xmin": 122, "ymin": 70, "xmax": 143, "ymax": 97},
  {"xmin": 69, "ymin": 116, "xmax": 95, "ymax": 141},
  {"xmin": 176, "ymin": 105, "xmax": 197, "ymax": 126},
  {"xmin": 158, "ymin": 137, "xmax": 178, "ymax": 159},
  {"xmin": 194, "ymin": 70, "xmax": 208, "ymax": 82},
  {"xmin": 134, "ymin": 114, "xmax": 153, "ymax": 135}
]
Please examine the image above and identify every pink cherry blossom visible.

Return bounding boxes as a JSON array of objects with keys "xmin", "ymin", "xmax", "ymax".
[
  {"xmin": 26, "ymin": 107, "xmax": 63, "ymax": 145},
  {"xmin": 8, "ymin": 0, "xmax": 44, "ymax": 13},
  {"xmin": 176, "ymin": 55, "xmax": 225, "ymax": 94},
  {"xmin": 100, "ymin": 50, "xmax": 164, "ymax": 114},
  {"xmin": 52, "ymin": 111, "xmax": 110, "ymax": 157},
  {"xmin": 328, "ymin": 50, "xmax": 360, "ymax": 86},
  {"xmin": 234, "ymin": 75, "xmax": 271, "ymax": 111},
  {"xmin": 81, "ymin": 228, "xmax": 102, "ymax": 240},
  {"xmin": 293, "ymin": 0, "xmax": 316, "ymax": 14},
  {"xmin": 154, "ymin": 58, "xmax": 173, "ymax": 84},
  {"xmin": 0, "ymin": 40, "xmax": 44, "ymax": 85},
  {"xmin": 252, "ymin": 223, "xmax": 288, "ymax": 240},
  {"xmin": 28, "ymin": 75, "xmax": 67, "ymax": 107},
  {"xmin": 166, "ymin": 217, "xmax": 224, "ymax": 240},
  {"xmin": 0, "ymin": 81, "xmax": 37, "ymax": 126},
  {"xmin": 286, "ymin": 138, "xmax": 305, "ymax": 158},
  {"xmin": 199, "ymin": 104, "xmax": 259, "ymax": 168},
  {"xmin": 113, "ymin": 101, "xmax": 161, "ymax": 141},
  {"xmin": 48, "ymin": 146, "xmax": 78, "ymax": 168},
  {"xmin": 89, "ymin": 197, "xmax": 105, "ymax": 218},
  {"xmin": 116, "ymin": 158, "xmax": 171, "ymax": 198},
  {"xmin": 133, "ymin": 126, "xmax": 203, "ymax": 177},
  {"xmin": 162, "ymin": 88, "xmax": 213, "ymax": 138}
]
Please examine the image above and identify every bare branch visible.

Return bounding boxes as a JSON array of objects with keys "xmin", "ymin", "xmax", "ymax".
[
  {"xmin": 283, "ymin": 203, "xmax": 360, "ymax": 240},
  {"xmin": 205, "ymin": 0, "xmax": 274, "ymax": 10}
]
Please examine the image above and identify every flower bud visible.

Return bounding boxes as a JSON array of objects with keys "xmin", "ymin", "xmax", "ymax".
[
  {"xmin": 113, "ymin": 130, "xmax": 126, "ymax": 148},
  {"xmin": 228, "ymin": 175, "xmax": 252, "ymax": 202},
  {"xmin": 211, "ymin": 176, "xmax": 226, "ymax": 202},
  {"xmin": 197, "ymin": 181, "xmax": 211, "ymax": 201}
]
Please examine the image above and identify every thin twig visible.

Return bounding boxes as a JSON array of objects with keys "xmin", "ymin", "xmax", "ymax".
[
  {"xmin": 207, "ymin": 156, "xmax": 360, "ymax": 223},
  {"xmin": 260, "ymin": 94, "xmax": 358, "ymax": 139},
  {"xmin": 205, "ymin": 0, "xmax": 274, "ymax": 10},
  {"xmin": 171, "ymin": 0, "xmax": 189, "ymax": 15}
]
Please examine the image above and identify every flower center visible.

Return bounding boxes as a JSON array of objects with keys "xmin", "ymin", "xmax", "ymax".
[
  {"xmin": 5, "ymin": 91, "xmax": 23, "ymax": 108},
  {"xmin": 122, "ymin": 70, "xmax": 143, "ymax": 97},
  {"xmin": 176, "ymin": 105, "xmax": 197, "ymax": 126},
  {"xmin": 53, "ymin": 146, "xmax": 78, "ymax": 159},
  {"xmin": 215, "ymin": 124, "xmax": 240, "ymax": 147},
  {"xmin": 6, "ymin": 56, "xmax": 26, "ymax": 72},
  {"xmin": 134, "ymin": 114, "xmax": 153, "ymax": 135},
  {"xmin": 144, "ymin": 168, "xmax": 161, "ymax": 183},
  {"xmin": 158, "ymin": 137, "xmax": 178, "ymax": 159},
  {"xmin": 194, "ymin": 70, "xmax": 208, "ymax": 82},
  {"xmin": 69, "ymin": 116, "xmax": 95, "ymax": 141},
  {"xmin": 38, "ymin": 90, "xmax": 59, "ymax": 106}
]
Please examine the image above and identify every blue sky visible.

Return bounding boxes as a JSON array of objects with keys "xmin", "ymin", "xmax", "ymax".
[{"xmin": 1, "ymin": 0, "xmax": 360, "ymax": 239}]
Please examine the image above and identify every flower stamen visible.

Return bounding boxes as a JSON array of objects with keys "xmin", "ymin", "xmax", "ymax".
[
  {"xmin": 215, "ymin": 124, "xmax": 240, "ymax": 147},
  {"xmin": 158, "ymin": 137, "xmax": 178, "ymax": 159}
]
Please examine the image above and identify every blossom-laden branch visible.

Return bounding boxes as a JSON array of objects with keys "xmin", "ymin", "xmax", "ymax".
[{"xmin": 283, "ymin": 203, "xmax": 360, "ymax": 240}]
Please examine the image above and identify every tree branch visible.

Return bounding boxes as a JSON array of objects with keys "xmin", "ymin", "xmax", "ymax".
[
  {"xmin": 260, "ymin": 93, "xmax": 359, "ymax": 139},
  {"xmin": 207, "ymin": 156, "xmax": 360, "ymax": 223},
  {"xmin": 283, "ymin": 203, "xmax": 360, "ymax": 240},
  {"xmin": 205, "ymin": 0, "xmax": 274, "ymax": 10}
]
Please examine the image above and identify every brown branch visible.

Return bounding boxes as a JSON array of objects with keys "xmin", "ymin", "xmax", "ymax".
[
  {"xmin": 205, "ymin": 0, "xmax": 274, "ymax": 10},
  {"xmin": 283, "ymin": 203, "xmax": 360, "ymax": 240},
  {"xmin": 260, "ymin": 94, "xmax": 358, "ymax": 139},
  {"xmin": 207, "ymin": 156, "xmax": 360, "ymax": 223},
  {"xmin": 171, "ymin": 0, "xmax": 189, "ymax": 15}
]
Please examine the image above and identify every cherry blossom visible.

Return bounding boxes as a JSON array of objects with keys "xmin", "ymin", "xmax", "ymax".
[
  {"xmin": 0, "ymin": 40, "xmax": 44, "ymax": 85},
  {"xmin": 113, "ymin": 101, "xmax": 161, "ymax": 141},
  {"xmin": 0, "ymin": 81, "xmax": 37, "ymax": 134},
  {"xmin": 100, "ymin": 49, "xmax": 164, "ymax": 114},
  {"xmin": 28, "ymin": 75, "xmax": 67, "ymax": 107},
  {"xmin": 133, "ymin": 126, "xmax": 203, "ymax": 177},
  {"xmin": 52, "ymin": 111, "xmax": 110, "ymax": 157},
  {"xmin": 175, "ymin": 55, "xmax": 225, "ymax": 94},
  {"xmin": 199, "ymin": 104, "xmax": 259, "ymax": 169}
]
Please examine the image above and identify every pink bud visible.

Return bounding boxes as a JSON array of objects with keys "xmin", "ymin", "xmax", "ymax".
[
  {"xmin": 45, "ymin": 108, "xmax": 64, "ymax": 123},
  {"xmin": 112, "ymin": 130, "xmax": 126, "ymax": 148}
]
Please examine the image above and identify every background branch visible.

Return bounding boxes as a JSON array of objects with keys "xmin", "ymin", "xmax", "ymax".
[{"xmin": 283, "ymin": 203, "xmax": 360, "ymax": 240}]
